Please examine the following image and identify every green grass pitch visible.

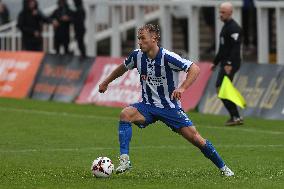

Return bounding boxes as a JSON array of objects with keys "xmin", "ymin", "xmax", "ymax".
[{"xmin": 0, "ymin": 98, "xmax": 283, "ymax": 189}]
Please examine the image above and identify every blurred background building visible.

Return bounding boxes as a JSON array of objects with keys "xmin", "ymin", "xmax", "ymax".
[{"xmin": 0, "ymin": 0, "xmax": 283, "ymax": 64}]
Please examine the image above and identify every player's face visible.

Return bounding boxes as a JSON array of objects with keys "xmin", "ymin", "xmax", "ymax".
[
  {"xmin": 137, "ymin": 29, "xmax": 157, "ymax": 53},
  {"xmin": 28, "ymin": 0, "xmax": 36, "ymax": 9},
  {"xmin": 219, "ymin": 7, "xmax": 231, "ymax": 22}
]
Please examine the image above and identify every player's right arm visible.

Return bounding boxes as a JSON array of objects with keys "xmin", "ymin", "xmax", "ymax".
[
  {"xmin": 98, "ymin": 64, "xmax": 128, "ymax": 93},
  {"xmin": 99, "ymin": 49, "xmax": 138, "ymax": 93}
]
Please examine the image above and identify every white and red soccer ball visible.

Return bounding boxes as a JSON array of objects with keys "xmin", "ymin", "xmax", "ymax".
[{"xmin": 91, "ymin": 157, "xmax": 114, "ymax": 178}]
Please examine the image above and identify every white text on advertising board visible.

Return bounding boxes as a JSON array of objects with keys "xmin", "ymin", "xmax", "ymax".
[{"xmin": 88, "ymin": 64, "xmax": 141, "ymax": 104}]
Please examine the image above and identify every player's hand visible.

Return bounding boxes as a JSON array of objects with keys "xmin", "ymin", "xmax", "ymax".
[
  {"xmin": 171, "ymin": 88, "xmax": 185, "ymax": 100},
  {"xmin": 32, "ymin": 10, "xmax": 38, "ymax": 16},
  {"xmin": 34, "ymin": 31, "xmax": 40, "ymax": 37},
  {"xmin": 224, "ymin": 65, "xmax": 232, "ymax": 74},
  {"xmin": 52, "ymin": 20, "xmax": 59, "ymax": 27},
  {"xmin": 98, "ymin": 82, "xmax": 108, "ymax": 93},
  {"xmin": 61, "ymin": 15, "xmax": 70, "ymax": 21}
]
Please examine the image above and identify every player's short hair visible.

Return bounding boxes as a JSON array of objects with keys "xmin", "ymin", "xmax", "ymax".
[{"xmin": 138, "ymin": 24, "xmax": 161, "ymax": 42}]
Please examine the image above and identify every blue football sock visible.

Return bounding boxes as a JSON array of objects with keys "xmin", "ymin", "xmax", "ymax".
[
  {"xmin": 201, "ymin": 140, "xmax": 225, "ymax": 169},
  {"xmin": 119, "ymin": 121, "xmax": 132, "ymax": 155}
]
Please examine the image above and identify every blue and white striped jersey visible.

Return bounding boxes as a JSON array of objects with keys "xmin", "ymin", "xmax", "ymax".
[{"xmin": 123, "ymin": 47, "xmax": 193, "ymax": 109}]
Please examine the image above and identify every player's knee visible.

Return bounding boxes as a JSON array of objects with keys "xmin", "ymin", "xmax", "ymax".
[
  {"xmin": 120, "ymin": 111, "xmax": 130, "ymax": 122},
  {"xmin": 120, "ymin": 108, "xmax": 134, "ymax": 122}
]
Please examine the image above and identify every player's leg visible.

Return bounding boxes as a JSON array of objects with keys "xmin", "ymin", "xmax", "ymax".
[
  {"xmin": 116, "ymin": 106, "xmax": 146, "ymax": 173},
  {"xmin": 155, "ymin": 107, "xmax": 234, "ymax": 176},
  {"xmin": 119, "ymin": 106, "xmax": 146, "ymax": 155},
  {"xmin": 178, "ymin": 126, "xmax": 234, "ymax": 176},
  {"xmin": 179, "ymin": 126, "xmax": 223, "ymax": 167}
]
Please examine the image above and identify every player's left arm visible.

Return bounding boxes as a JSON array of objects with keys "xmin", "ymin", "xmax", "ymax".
[{"xmin": 171, "ymin": 63, "xmax": 200, "ymax": 100}]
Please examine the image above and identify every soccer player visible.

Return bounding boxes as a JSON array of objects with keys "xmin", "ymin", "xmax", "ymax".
[
  {"xmin": 212, "ymin": 2, "xmax": 243, "ymax": 126},
  {"xmin": 98, "ymin": 24, "xmax": 234, "ymax": 176}
]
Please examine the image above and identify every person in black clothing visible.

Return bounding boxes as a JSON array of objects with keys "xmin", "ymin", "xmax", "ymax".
[
  {"xmin": 73, "ymin": 0, "xmax": 86, "ymax": 58},
  {"xmin": 242, "ymin": 0, "xmax": 257, "ymax": 52},
  {"xmin": 50, "ymin": 0, "xmax": 72, "ymax": 54},
  {"xmin": 212, "ymin": 2, "xmax": 243, "ymax": 126},
  {"xmin": 17, "ymin": 0, "xmax": 48, "ymax": 51},
  {"xmin": 0, "ymin": 0, "xmax": 9, "ymax": 25},
  {"xmin": 0, "ymin": 0, "xmax": 9, "ymax": 49}
]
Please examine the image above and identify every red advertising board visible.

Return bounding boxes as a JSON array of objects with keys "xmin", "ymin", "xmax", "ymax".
[
  {"xmin": 76, "ymin": 56, "xmax": 142, "ymax": 107},
  {"xmin": 77, "ymin": 56, "xmax": 212, "ymax": 111},
  {"xmin": 180, "ymin": 62, "xmax": 213, "ymax": 110},
  {"xmin": 0, "ymin": 51, "xmax": 44, "ymax": 98}
]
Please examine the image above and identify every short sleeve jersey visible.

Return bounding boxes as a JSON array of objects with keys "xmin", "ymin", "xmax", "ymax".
[{"xmin": 124, "ymin": 47, "xmax": 193, "ymax": 109}]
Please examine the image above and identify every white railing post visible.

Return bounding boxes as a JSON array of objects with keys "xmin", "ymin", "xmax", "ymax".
[
  {"xmin": 135, "ymin": 5, "xmax": 145, "ymax": 49},
  {"xmin": 188, "ymin": 5, "xmax": 199, "ymax": 61},
  {"xmin": 11, "ymin": 24, "xmax": 16, "ymax": 51},
  {"xmin": 276, "ymin": 7, "xmax": 284, "ymax": 65},
  {"xmin": 111, "ymin": 5, "xmax": 122, "ymax": 57},
  {"xmin": 160, "ymin": 5, "xmax": 172, "ymax": 50},
  {"xmin": 215, "ymin": 5, "xmax": 222, "ymax": 54},
  {"xmin": 86, "ymin": 4, "xmax": 96, "ymax": 56},
  {"xmin": 257, "ymin": 7, "xmax": 269, "ymax": 64},
  {"xmin": 48, "ymin": 24, "xmax": 54, "ymax": 53},
  {"xmin": 122, "ymin": 5, "xmax": 127, "ymax": 42}
]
